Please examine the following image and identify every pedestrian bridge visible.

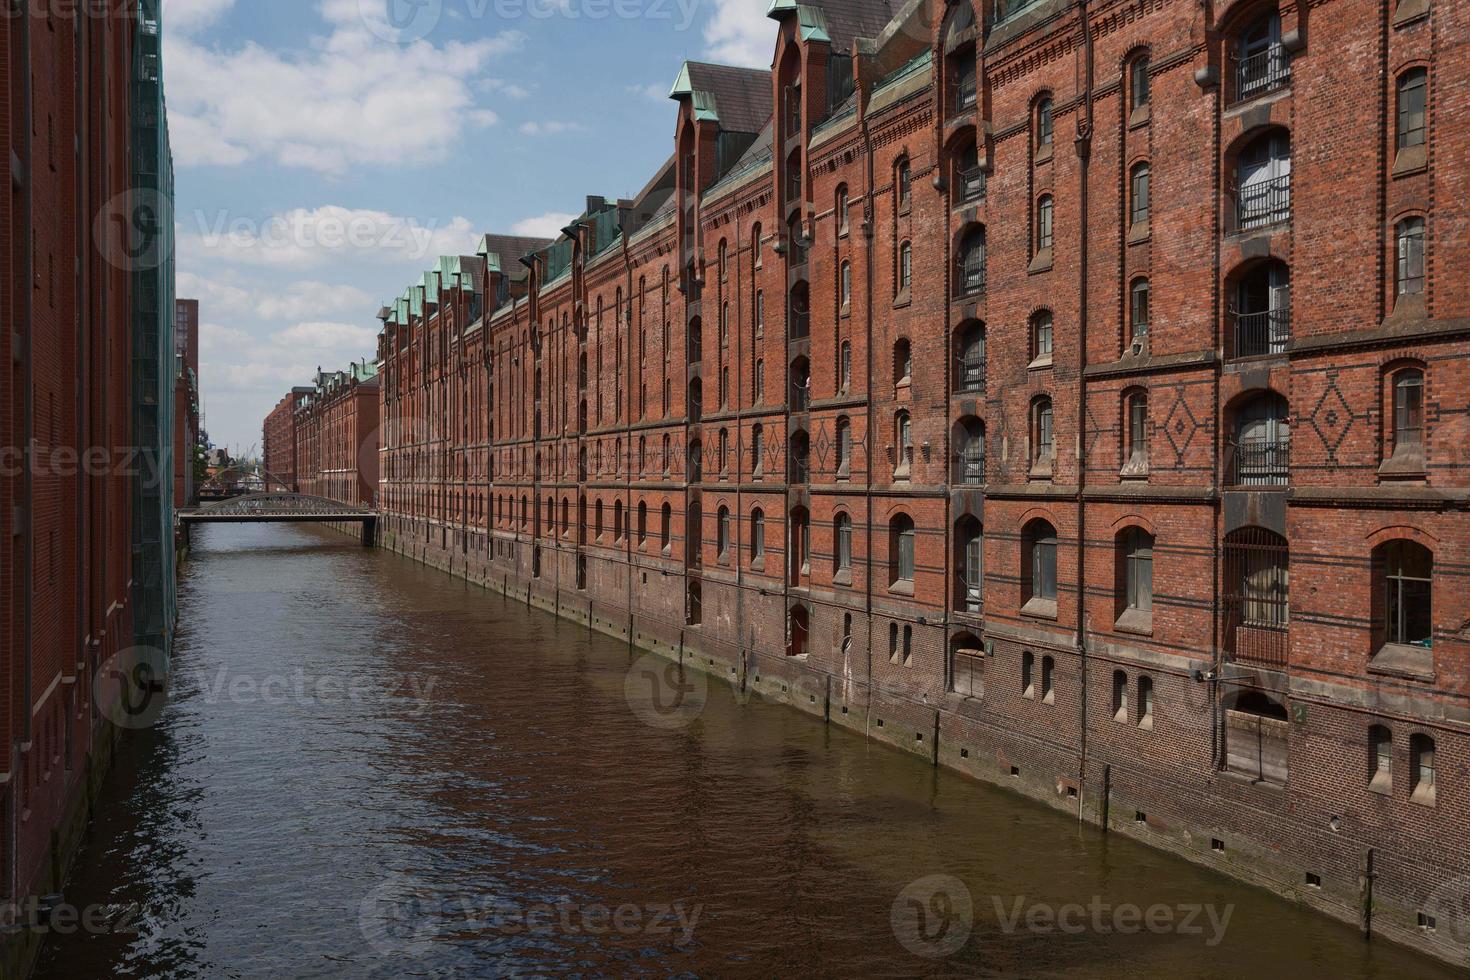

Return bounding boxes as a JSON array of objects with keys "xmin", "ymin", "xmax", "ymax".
[{"xmin": 178, "ymin": 493, "xmax": 377, "ymax": 544}]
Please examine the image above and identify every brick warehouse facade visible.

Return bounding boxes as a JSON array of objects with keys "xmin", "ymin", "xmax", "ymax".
[
  {"xmin": 295, "ymin": 363, "xmax": 380, "ymax": 508},
  {"xmin": 263, "ymin": 386, "xmax": 314, "ymax": 492},
  {"xmin": 1, "ymin": 0, "xmax": 177, "ymax": 972},
  {"xmin": 271, "ymin": 0, "xmax": 1470, "ymax": 965}
]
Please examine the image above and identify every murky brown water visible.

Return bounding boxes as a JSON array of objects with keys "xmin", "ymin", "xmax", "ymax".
[{"xmin": 33, "ymin": 523, "xmax": 1458, "ymax": 978}]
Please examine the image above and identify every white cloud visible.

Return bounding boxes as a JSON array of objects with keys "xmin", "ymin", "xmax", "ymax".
[
  {"xmin": 481, "ymin": 78, "xmax": 532, "ymax": 99},
  {"xmin": 518, "ymin": 120, "xmax": 586, "ymax": 136},
  {"xmin": 510, "ymin": 212, "xmax": 577, "ymax": 238},
  {"xmin": 164, "ymin": 0, "xmax": 237, "ymax": 35},
  {"xmin": 627, "ymin": 82, "xmax": 669, "ymax": 102},
  {"xmin": 703, "ymin": 0, "xmax": 773, "ymax": 69},
  {"xmin": 178, "ymin": 205, "xmax": 481, "ymax": 269},
  {"xmin": 164, "ymin": 3, "xmax": 526, "ymax": 173},
  {"xmin": 273, "ymin": 321, "xmax": 379, "ymax": 349}
]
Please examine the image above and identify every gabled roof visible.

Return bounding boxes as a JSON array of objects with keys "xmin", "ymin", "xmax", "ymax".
[
  {"xmin": 477, "ymin": 234, "xmax": 553, "ymax": 280},
  {"xmin": 767, "ymin": 0, "xmax": 902, "ymax": 51},
  {"xmin": 670, "ymin": 61, "xmax": 773, "ymax": 135}
]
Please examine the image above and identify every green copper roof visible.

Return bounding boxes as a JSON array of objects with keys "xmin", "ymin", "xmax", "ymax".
[{"xmin": 766, "ymin": 0, "xmax": 830, "ymax": 42}]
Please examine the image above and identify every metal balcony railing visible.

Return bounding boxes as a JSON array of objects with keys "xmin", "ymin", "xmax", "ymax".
[
  {"xmin": 957, "ymin": 356, "xmax": 986, "ymax": 393},
  {"xmin": 1226, "ymin": 437, "xmax": 1290, "ymax": 487},
  {"xmin": 957, "ymin": 166, "xmax": 985, "ymax": 204},
  {"xmin": 1236, "ymin": 44, "xmax": 1291, "ymax": 101},
  {"xmin": 957, "ymin": 262, "xmax": 986, "ymax": 296},
  {"xmin": 954, "ymin": 449, "xmax": 986, "ymax": 486},
  {"xmin": 1238, "ymin": 173, "xmax": 1292, "ymax": 230},
  {"xmin": 1233, "ymin": 308, "xmax": 1290, "ymax": 358}
]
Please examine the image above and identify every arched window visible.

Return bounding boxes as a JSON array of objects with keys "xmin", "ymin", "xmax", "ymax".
[
  {"xmin": 957, "ymin": 225, "xmax": 986, "ymax": 295},
  {"xmin": 1223, "ymin": 527, "xmax": 1289, "ymax": 665},
  {"xmin": 835, "ymin": 416, "xmax": 852, "ymax": 475},
  {"xmin": 595, "ymin": 499, "xmax": 604, "ymax": 539},
  {"xmin": 751, "ymin": 508, "xmax": 766, "ymax": 561},
  {"xmin": 754, "ymin": 289, "xmax": 765, "ymax": 336},
  {"xmin": 898, "ymin": 241, "xmax": 913, "ymax": 293},
  {"xmin": 717, "ymin": 506, "xmax": 731, "ymax": 558},
  {"xmin": 1236, "ymin": 130, "xmax": 1291, "ymax": 229},
  {"xmin": 1376, "ymin": 539, "xmax": 1432, "ymax": 652},
  {"xmin": 1035, "ymin": 195, "xmax": 1054, "ymax": 252},
  {"xmin": 1396, "ymin": 68, "xmax": 1427, "ymax": 151},
  {"xmin": 789, "ymin": 506, "xmax": 811, "ymax": 585},
  {"xmin": 789, "ymin": 356, "xmax": 811, "ymax": 411},
  {"xmin": 1112, "ymin": 670, "xmax": 1129, "ymax": 722},
  {"xmin": 718, "ymin": 428, "xmax": 729, "ymax": 476},
  {"xmin": 1124, "ymin": 390, "xmax": 1149, "ymax": 474},
  {"xmin": 637, "ymin": 501, "xmax": 647, "ymax": 544},
  {"xmin": 1396, "ymin": 217, "xmax": 1426, "ymax": 298},
  {"xmin": 1390, "ymin": 368, "xmax": 1426, "ymax": 460},
  {"xmin": 956, "ymin": 321, "xmax": 986, "ymax": 392},
  {"xmin": 754, "ymin": 358, "xmax": 765, "ymax": 401},
  {"xmin": 840, "ymin": 260, "xmax": 852, "ymax": 309},
  {"xmin": 614, "ymin": 500, "xmax": 624, "ymax": 540},
  {"xmin": 1032, "ymin": 398, "xmax": 1055, "ymax": 466},
  {"xmin": 1137, "ymin": 675, "xmax": 1154, "ymax": 728},
  {"xmin": 718, "ymin": 239, "xmax": 728, "ymax": 282},
  {"xmin": 660, "ymin": 502, "xmax": 672, "ymax": 552},
  {"xmin": 834, "ymin": 513, "xmax": 853, "ymax": 574},
  {"xmin": 1031, "ymin": 310, "xmax": 1053, "ymax": 361},
  {"xmin": 956, "ymin": 516, "xmax": 983, "ymax": 613},
  {"xmin": 1035, "ymin": 96, "xmax": 1054, "ymax": 152},
  {"xmin": 1130, "ymin": 278, "xmax": 1151, "ymax": 341},
  {"xmin": 893, "ymin": 339, "xmax": 912, "ymax": 385},
  {"xmin": 1129, "ymin": 162, "xmax": 1151, "ymax": 229},
  {"xmin": 1119, "ymin": 527, "xmax": 1155, "ymax": 615},
  {"xmin": 1230, "ymin": 392, "xmax": 1290, "ymax": 485},
  {"xmin": 789, "ymin": 429, "xmax": 810, "ymax": 483},
  {"xmin": 896, "ymin": 158, "xmax": 912, "ymax": 211},
  {"xmin": 751, "ymin": 424, "xmax": 765, "ymax": 476},
  {"xmin": 1233, "ymin": 260, "xmax": 1290, "ymax": 356},
  {"xmin": 1369, "ymin": 724, "xmax": 1393, "ymax": 793},
  {"xmin": 895, "ymin": 411, "xmax": 913, "ymax": 476},
  {"xmin": 751, "ymin": 223, "xmax": 762, "ymax": 269},
  {"xmin": 955, "ymin": 417, "xmax": 985, "ymax": 485},
  {"xmin": 954, "ymin": 135, "xmax": 983, "ymax": 203},
  {"xmin": 836, "ymin": 184, "xmax": 850, "ymax": 235},
  {"xmin": 890, "ymin": 513, "xmax": 916, "ymax": 585},
  {"xmin": 1130, "ymin": 54, "xmax": 1151, "ymax": 112},
  {"xmin": 1237, "ymin": 11, "xmax": 1289, "ymax": 100},
  {"xmin": 789, "ymin": 280, "xmax": 810, "ymax": 338},
  {"xmin": 1411, "ymin": 733, "xmax": 1436, "ymax": 804},
  {"xmin": 1023, "ymin": 519, "xmax": 1058, "ymax": 606},
  {"xmin": 839, "ymin": 340, "xmax": 853, "ymax": 391}
]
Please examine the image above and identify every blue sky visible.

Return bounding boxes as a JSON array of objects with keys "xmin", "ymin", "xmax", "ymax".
[{"xmin": 166, "ymin": 0, "xmax": 774, "ymax": 453}]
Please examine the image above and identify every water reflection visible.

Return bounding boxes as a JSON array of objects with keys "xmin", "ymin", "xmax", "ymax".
[{"xmin": 36, "ymin": 524, "xmax": 1455, "ymax": 978}]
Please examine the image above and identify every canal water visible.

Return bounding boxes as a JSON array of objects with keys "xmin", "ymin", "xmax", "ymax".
[{"xmin": 35, "ymin": 524, "xmax": 1456, "ymax": 978}]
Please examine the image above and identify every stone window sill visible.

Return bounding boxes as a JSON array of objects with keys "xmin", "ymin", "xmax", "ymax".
[
  {"xmin": 1114, "ymin": 608, "xmax": 1154, "ymax": 636},
  {"xmin": 1378, "ymin": 451, "xmax": 1425, "ymax": 479},
  {"xmin": 888, "ymin": 580, "xmax": 915, "ymax": 598},
  {"xmin": 1028, "ymin": 354, "xmax": 1053, "ymax": 371},
  {"xmin": 1138, "ymin": 714, "xmax": 1154, "ymax": 732},
  {"xmin": 1412, "ymin": 784, "xmax": 1437, "ymax": 807},
  {"xmin": 1120, "ymin": 458, "xmax": 1150, "ymax": 480},
  {"xmin": 1029, "ymin": 459, "xmax": 1054, "ymax": 480},
  {"xmin": 1368, "ymin": 643, "xmax": 1434, "ymax": 682},
  {"xmin": 1392, "ymin": 144, "xmax": 1427, "ymax": 177},
  {"xmin": 833, "ymin": 569, "xmax": 853, "ymax": 587},
  {"xmin": 1035, "ymin": 144, "xmax": 1053, "ymax": 165},
  {"xmin": 751, "ymin": 556, "xmax": 765, "ymax": 571},
  {"xmin": 1368, "ymin": 774, "xmax": 1393, "ymax": 796},
  {"xmin": 1021, "ymin": 597, "xmax": 1058, "ymax": 620},
  {"xmin": 1028, "ymin": 249, "xmax": 1054, "ymax": 274},
  {"xmin": 1127, "ymin": 223, "xmax": 1151, "ymax": 245},
  {"xmin": 1128, "ymin": 104, "xmax": 1151, "ymax": 129},
  {"xmin": 1394, "ymin": 0, "xmax": 1430, "ymax": 27},
  {"xmin": 893, "ymin": 290, "xmax": 912, "ymax": 309}
]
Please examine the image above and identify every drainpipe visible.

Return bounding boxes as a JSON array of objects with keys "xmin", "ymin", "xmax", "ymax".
[
  {"xmin": 76, "ymin": 7, "xmax": 90, "ymax": 696},
  {"xmin": 20, "ymin": 0, "xmax": 36, "ymax": 755},
  {"xmin": 1074, "ymin": 0, "xmax": 1095, "ymax": 807},
  {"xmin": 860, "ymin": 94, "xmax": 876, "ymax": 724}
]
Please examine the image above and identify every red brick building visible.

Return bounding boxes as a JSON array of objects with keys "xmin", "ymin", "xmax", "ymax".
[
  {"xmin": 2, "ymin": 2, "xmax": 176, "ymax": 972},
  {"xmin": 354, "ymin": 0, "xmax": 1467, "ymax": 964},
  {"xmin": 295, "ymin": 363, "xmax": 380, "ymax": 508},
  {"xmin": 174, "ymin": 298, "xmax": 201, "ymax": 508},
  {"xmin": 263, "ymin": 387, "xmax": 313, "ymax": 492}
]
